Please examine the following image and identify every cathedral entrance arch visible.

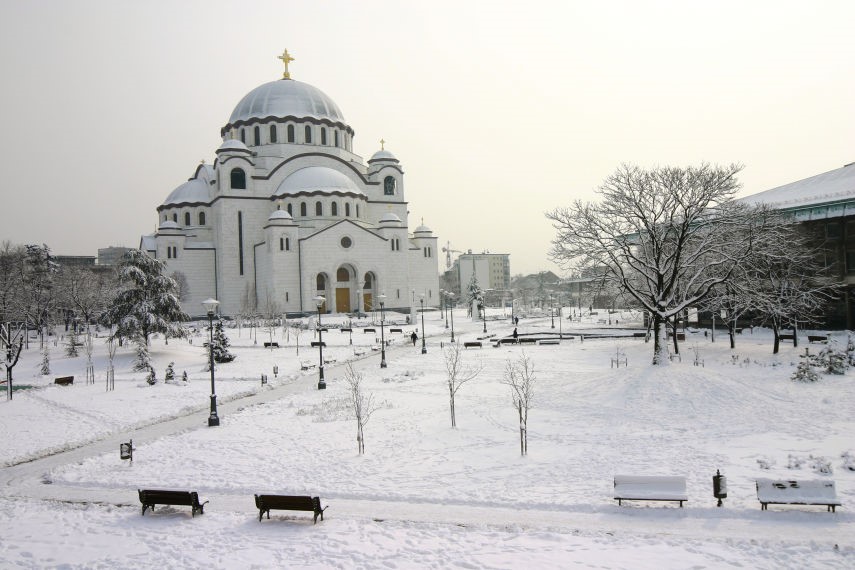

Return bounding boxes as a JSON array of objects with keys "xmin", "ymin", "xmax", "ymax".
[
  {"xmin": 362, "ymin": 272, "xmax": 378, "ymax": 314},
  {"xmin": 315, "ymin": 272, "xmax": 330, "ymax": 313},
  {"xmin": 334, "ymin": 265, "xmax": 357, "ymax": 313}
]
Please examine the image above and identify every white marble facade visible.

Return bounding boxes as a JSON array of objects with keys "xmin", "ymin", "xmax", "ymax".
[{"xmin": 141, "ymin": 53, "xmax": 439, "ymax": 317}]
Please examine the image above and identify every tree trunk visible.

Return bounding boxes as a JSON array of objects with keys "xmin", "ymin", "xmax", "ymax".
[
  {"xmin": 772, "ymin": 323, "xmax": 780, "ymax": 354},
  {"xmin": 652, "ymin": 314, "xmax": 669, "ymax": 365},
  {"xmin": 792, "ymin": 322, "xmax": 799, "ymax": 348},
  {"xmin": 671, "ymin": 316, "xmax": 679, "ymax": 355},
  {"xmin": 728, "ymin": 319, "xmax": 736, "ymax": 349}
]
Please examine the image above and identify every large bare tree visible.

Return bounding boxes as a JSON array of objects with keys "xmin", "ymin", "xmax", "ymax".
[
  {"xmin": 548, "ymin": 163, "xmax": 759, "ymax": 364},
  {"xmin": 503, "ymin": 351, "xmax": 536, "ymax": 456}
]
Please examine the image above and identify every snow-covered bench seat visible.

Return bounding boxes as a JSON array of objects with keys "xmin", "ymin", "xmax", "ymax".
[
  {"xmin": 614, "ymin": 475, "xmax": 688, "ymax": 507},
  {"xmin": 755, "ymin": 479, "xmax": 841, "ymax": 512},
  {"xmin": 300, "ymin": 361, "xmax": 316, "ymax": 371}
]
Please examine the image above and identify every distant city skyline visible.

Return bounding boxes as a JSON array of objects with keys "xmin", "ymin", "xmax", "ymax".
[{"xmin": 1, "ymin": 0, "xmax": 852, "ymax": 275}]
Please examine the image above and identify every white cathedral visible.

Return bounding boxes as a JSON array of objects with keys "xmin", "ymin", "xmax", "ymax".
[{"xmin": 141, "ymin": 50, "xmax": 439, "ymax": 318}]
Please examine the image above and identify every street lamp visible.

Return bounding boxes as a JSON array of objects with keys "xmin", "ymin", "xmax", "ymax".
[
  {"xmin": 439, "ymin": 289, "xmax": 445, "ymax": 322},
  {"xmin": 202, "ymin": 298, "xmax": 220, "ymax": 427},
  {"xmin": 378, "ymin": 293, "xmax": 387, "ymax": 368},
  {"xmin": 481, "ymin": 296, "xmax": 487, "ymax": 334},
  {"xmin": 558, "ymin": 295, "xmax": 563, "ymax": 338},
  {"xmin": 419, "ymin": 294, "xmax": 427, "ymax": 354},
  {"xmin": 313, "ymin": 295, "xmax": 326, "ymax": 390},
  {"xmin": 550, "ymin": 295, "xmax": 555, "ymax": 329},
  {"xmin": 447, "ymin": 291, "xmax": 455, "ymax": 342},
  {"xmin": 444, "ymin": 291, "xmax": 449, "ymax": 329},
  {"xmin": 356, "ymin": 288, "xmax": 362, "ymax": 315}
]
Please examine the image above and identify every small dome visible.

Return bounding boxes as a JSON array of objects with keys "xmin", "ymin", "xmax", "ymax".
[
  {"xmin": 415, "ymin": 224, "xmax": 432, "ymax": 234},
  {"xmin": 162, "ymin": 178, "xmax": 210, "ymax": 206},
  {"xmin": 217, "ymin": 139, "xmax": 251, "ymax": 153},
  {"xmin": 380, "ymin": 212, "xmax": 402, "ymax": 223},
  {"xmin": 159, "ymin": 220, "xmax": 181, "ymax": 231},
  {"xmin": 274, "ymin": 166, "xmax": 365, "ymax": 198},
  {"xmin": 369, "ymin": 149, "xmax": 398, "ymax": 162},
  {"xmin": 228, "ymin": 79, "xmax": 346, "ymax": 126},
  {"xmin": 268, "ymin": 210, "xmax": 293, "ymax": 221}
]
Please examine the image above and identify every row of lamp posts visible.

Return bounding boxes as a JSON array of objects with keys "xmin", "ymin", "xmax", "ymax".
[{"xmin": 201, "ymin": 289, "xmax": 463, "ymax": 420}]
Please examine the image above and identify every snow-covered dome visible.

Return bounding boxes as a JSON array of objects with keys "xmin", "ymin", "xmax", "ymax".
[
  {"xmin": 268, "ymin": 210, "xmax": 293, "ymax": 221},
  {"xmin": 163, "ymin": 176, "xmax": 210, "ymax": 206},
  {"xmin": 369, "ymin": 149, "xmax": 398, "ymax": 162},
  {"xmin": 414, "ymin": 223, "xmax": 432, "ymax": 234},
  {"xmin": 217, "ymin": 139, "xmax": 251, "ymax": 153},
  {"xmin": 379, "ymin": 212, "xmax": 402, "ymax": 223},
  {"xmin": 227, "ymin": 79, "xmax": 346, "ymax": 126},
  {"xmin": 158, "ymin": 220, "xmax": 181, "ymax": 231},
  {"xmin": 274, "ymin": 166, "xmax": 365, "ymax": 198}
]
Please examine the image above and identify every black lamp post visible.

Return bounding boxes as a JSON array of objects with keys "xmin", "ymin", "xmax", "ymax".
[
  {"xmin": 313, "ymin": 295, "xmax": 326, "ymax": 389},
  {"xmin": 419, "ymin": 294, "xmax": 427, "ymax": 354},
  {"xmin": 447, "ymin": 292, "xmax": 455, "ymax": 342},
  {"xmin": 558, "ymin": 295, "xmax": 563, "ymax": 338},
  {"xmin": 378, "ymin": 293, "xmax": 387, "ymax": 368},
  {"xmin": 442, "ymin": 289, "xmax": 449, "ymax": 329},
  {"xmin": 202, "ymin": 298, "xmax": 220, "ymax": 426},
  {"xmin": 550, "ymin": 295, "xmax": 555, "ymax": 329},
  {"xmin": 481, "ymin": 297, "xmax": 487, "ymax": 334}
]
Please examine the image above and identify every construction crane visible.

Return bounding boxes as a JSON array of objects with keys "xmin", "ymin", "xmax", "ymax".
[{"xmin": 442, "ymin": 241, "xmax": 462, "ymax": 269}]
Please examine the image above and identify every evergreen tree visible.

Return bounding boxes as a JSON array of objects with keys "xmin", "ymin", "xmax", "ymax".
[
  {"xmin": 64, "ymin": 327, "xmax": 82, "ymax": 357},
  {"xmin": 209, "ymin": 319, "xmax": 236, "ymax": 364},
  {"xmin": 791, "ymin": 354, "xmax": 819, "ymax": 382},
  {"xmin": 181, "ymin": 370, "xmax": 188, "ymax": 382},
  {"xmin": 146, "ymin": 365, "xmax": 157, "ymax": 385},
  {"xmin": 101, "ymin": 249, "xmax": 189, "ymax": 346},
  {"xmin": 133, "ymin": 342, "xmax": 151, "ymax": 372},
  {"xmin": 40, "ymin": 344, "xmax": 50, "ymax": 375},
  {"xmin": 164, "ymin": 361, "xmax": 175, "ymax": 382}
]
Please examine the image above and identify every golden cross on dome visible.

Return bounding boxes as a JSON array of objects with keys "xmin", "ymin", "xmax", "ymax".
[
  {"xmin": 380, "ymin": 138, "xmax": 385, "ymax": 150},
  {"xmin": 277, "ymin": 48, "xmax": 295, "ymax": 79}
]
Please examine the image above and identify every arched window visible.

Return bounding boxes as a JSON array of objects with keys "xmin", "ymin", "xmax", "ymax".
[
  {"xmin": 172, "ymin": 213, "xmax": 177, "ymax": 222},
  {"xmin": 334, "ymin": 130, "xmax": 339, "ymax": 147},
  {"xmin": 253, "ymin": 126, "xmax": 260, "ymax": 146},
  {"xmin": 269, "ymin": 124, "xmax": 277, "ymax": 143},
  {"xmin": 240, "ymin": 128, "xmax": 245, "ymax": 143},
  {"xmin": 304, "ymin": 125, "xmax": 312, "ymax": 143},
  {"xmin": 287, "ymin": 124, "xmax": 295, "ymax": 143},
  {"xmin": 384, "ymin": 176, "xmax": 396, "ymax": 196},
  {"xmin": 230, "ymin": 168, "xmax": 247, "ymax": 189},
  {"xmin": 331, "ymin": 202, "xmax": 338, "ymax": 216},
  {"xmin": 363, "ymin": 273, "xmax": 373, "ymax": 289},
  {"xmin": 315, "ymin": 201, "xmax": 323, "ymax": 216},
  {"xmin": 321, "ymin": 127, "xmax": 327, "ymax": 145},
  {"xmin": 199, "ymin": 211, "xmax": 206, "ymax": 225},
  {"xmin": 316, "ymin": 274, "xmax": 326, "ymax": 290},
  {"xmin": 184, "ymin": 212, "xmax": 191, "ymax": 226},
  {"xmin": 337, "ymin": 267, "xmax": 349, "ymax": 282},
  {"xmin": 300, "ymin": 202, "xmax": 307, "ymax": 216},
  {"xmin": 345, "ymin": 203, "xmax": 351, "ymax": 217},
  {"xmin": 356, "ymin": 204, "xmax": 360, "ymax": 218},
  {"xmin": 286, "ymin": 203, "xmax": 292, "ymax": 216}
]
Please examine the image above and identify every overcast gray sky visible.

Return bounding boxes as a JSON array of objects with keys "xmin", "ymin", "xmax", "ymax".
[{"xmin": 1, "ymin": 0, "xmax": 852, "ymax": 275}]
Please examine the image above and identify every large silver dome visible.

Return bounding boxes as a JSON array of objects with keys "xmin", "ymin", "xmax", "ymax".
[{"xmin": 228, "ymin": 79, "xmax": 345, "ymax": 125}]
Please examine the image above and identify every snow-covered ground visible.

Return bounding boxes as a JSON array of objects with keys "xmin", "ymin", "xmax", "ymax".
[{"xmin": 1, "ymin": 309, "xmax": 853, "ymax": 569}]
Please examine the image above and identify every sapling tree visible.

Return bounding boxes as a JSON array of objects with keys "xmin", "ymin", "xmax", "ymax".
[
  {"xmin": 343, "ymin": 363, "xmax": 378, "ymax": 455},
  {"xmin": 84, "ymin": 333, "xmax": 94, "ymax": 384},
  {"xmin": 443, "ymin": 340, "xmax": 483, "ymax": 428},
  {"xmin": 65, "ymin": 327, "xmax": 82, "ymax": 357},
  {"xmin": 40, "ymin": 344, "xmax": 50, "ymax": 375},
  {"xmin": 503, "ymin": 351, "xmax": 536, "ymax": 456},
  {"xmin": 106, "ymin": 337, "xmax": 116, "ymax": 391}
]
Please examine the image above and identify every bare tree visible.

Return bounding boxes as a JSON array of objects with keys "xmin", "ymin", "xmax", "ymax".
[
  {"xmin": 261, "ymin": 292, "xmax": 281, "ymax": 348},
  {"xmin": 106, "ymin": 336, "xmax": 117, "ymax": 391},
  {"xmin": 169, "ymin": 271, "xmax": 191, "ymax": 303},
  {"xmin": 548, "ymin": 163, "xmax": 760, "ymax": 364},
  {"xmin": 503, "ymin": 351, "xmax": 536, "ymax": 456},
  {"xmin": 0, "ymin": 241, "xmax": 25, "ymax": 323},
  {"xmin": 443, "ymin": 341, "xmax": 483, "ymax": 428},
  {"xmin": 343, "ymin": 363, "xmax": 378, "ymax": 455}
]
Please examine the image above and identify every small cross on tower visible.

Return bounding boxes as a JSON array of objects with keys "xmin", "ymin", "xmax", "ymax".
[
  {"xmin": 380, "ymin": 138, "xmax": 385, "ymax": 150},
  {"xmin": 277, "ymin": 48, "xmax": 295, "ymax": 79}
]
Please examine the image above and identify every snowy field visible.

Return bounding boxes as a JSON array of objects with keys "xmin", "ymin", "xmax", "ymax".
[{"xmin": 1, "ymin": 309, "xmax": 853, "ymax": 569}]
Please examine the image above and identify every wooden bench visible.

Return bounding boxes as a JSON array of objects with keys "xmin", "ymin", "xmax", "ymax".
[
  {"xmin": 363, "ymin": 328, "xmax": 376, "ymax": 333},
  {"xmin": 518, "ymin": 337, "xmax": 538, "ymax": 344},
  {"xmin": 340, "ymin": 328, "xmax": 352, "ymax": 333},
  {"xmin": 54, "ymin": 376, "xmax": 74, "ymax": 386},
  {"xmin": 390, "ymin": 328, "xmax": 403, "ymax": 333},
  {"xmin": 138, "ymin": 489, "xmax": 208, "ymax": 517},
  {"xmin": 300, "ymin": 361, "xmax": 316, "ymax": 371},
  {"xmin": 538, "ymin": 339, "xmax": 560, "ymax": 345},
  {"xmin": 807, "ymin": 335, "xmax": 828, "ymax": 343},
  {"xmin": 779, "ymin": 333, "xmax": 794, "ymax": 341},
  {"xmin": 614, "ymin": 475, "xmax": 687, "ymax": 507},
  {"xmin": 756, "ymin": 478, "xmax": 841, "ymax": 512},
  {"xmin": 263, "ymin": 342, "xmax": 279, "ymax": 348},
  {"xmin": 254, "ymin": 494, "xmax": 327, "ymax": 523},
  {"xmin": 463, "ymin": 341, "xmax": 482, "ymax": 348},
  {"xmin": 310, "ymin": 341, "xmax": 326, "ymax": 348}
]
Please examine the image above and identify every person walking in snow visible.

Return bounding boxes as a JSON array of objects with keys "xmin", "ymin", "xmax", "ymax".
[{"xmin": 411, "ymin": 331, "xmax": 418, "ymax": 346}]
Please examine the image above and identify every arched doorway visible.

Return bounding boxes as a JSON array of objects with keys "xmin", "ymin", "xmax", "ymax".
[
  {"xmin": 315, "ymin": 272, "xmax": 330, "ymax": 313},
  {"xmin": 334, "ymin": 265, "xmax": 357, "ymax": 313},
  {"xmin": 362, "ymin": 272, "xmax": 377, "ymax": 313}
]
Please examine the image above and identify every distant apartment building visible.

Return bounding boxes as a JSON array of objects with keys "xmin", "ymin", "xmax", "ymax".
[
  {"xmin": 454, "ymin": 251, "xmax": 510, "ymax": 294},
  {"xmin": 97, "ymin": 246, "xmax": 132, "ymax": 266}
]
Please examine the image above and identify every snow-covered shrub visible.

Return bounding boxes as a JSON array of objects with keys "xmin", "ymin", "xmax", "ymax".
[
  {"xmin": 756, "ymin": 457, "xmax": 774, "ymax": 470},
  {"xmin": 841, "ymin": 451, "xmax": 855, "ymax": 472},
  {"xmin": 181, "ymin": 370, "xmax": 188, "ymax": 383},
  {"xmin": 810, "ymin": 455, "xmax": 832, "ymax": 475},
  {"xmin": 133, "ymin": 342, "xmax": 151, "ymax": 372},
  {"xmin": 40, "ymin": 345, "xmax": 50, "ymax": 375},
  {"xmin": 786, "ymin": 454, "xmax": 805, "ymax": 469},
  {"xmin": 146, "ymin": 366, "xmax": 157, "ymax": 385},
  {"xmin": 791, "ymin": 354, "xmax": 819, "ymax": 383}
]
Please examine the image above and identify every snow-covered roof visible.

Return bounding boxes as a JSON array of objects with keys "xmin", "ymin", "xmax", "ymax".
[
  {"xmin": 162, "ymin": 165, "xmax": 214, "ymax": 207},
  {"xmin": 268, "ymin": 210, "xmax": 294, "ymax": 221},
  {"xmin": 739, "ymin": 162, "xmax": 855, "ymax": 210},
  {"xmin": 414, "ymin": 224, "xmax": 432, "ymax": 234},
  {"xmin": 227, "ymin": 79, "xmax": 346, "ymax": 125},
  {"xmin": 139, "ymin": 235, "xmax": 156, "ymax": 251},
  {"xmin": 369, "ymin": 149, "xmax": 398, "ymax": 162},
  {"xmin": 273, "ymin": 166, "xmax": 365, "ymax": 198},
  {"xmin": 158, "ymin": 220, "xmax": 182, "ymax": 231},
  {"xmin": 380, "ymin": 212, "xmax": 402, "ymax": 224},
  {"xmin": 217, "ymin": 139, "xmax": 251, "ymax": 153}
]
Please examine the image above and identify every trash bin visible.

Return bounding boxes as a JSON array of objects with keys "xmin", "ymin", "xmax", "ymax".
[{"xmin": 713, "ymin": 469, "xmax": 727, "ymax": 507}]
